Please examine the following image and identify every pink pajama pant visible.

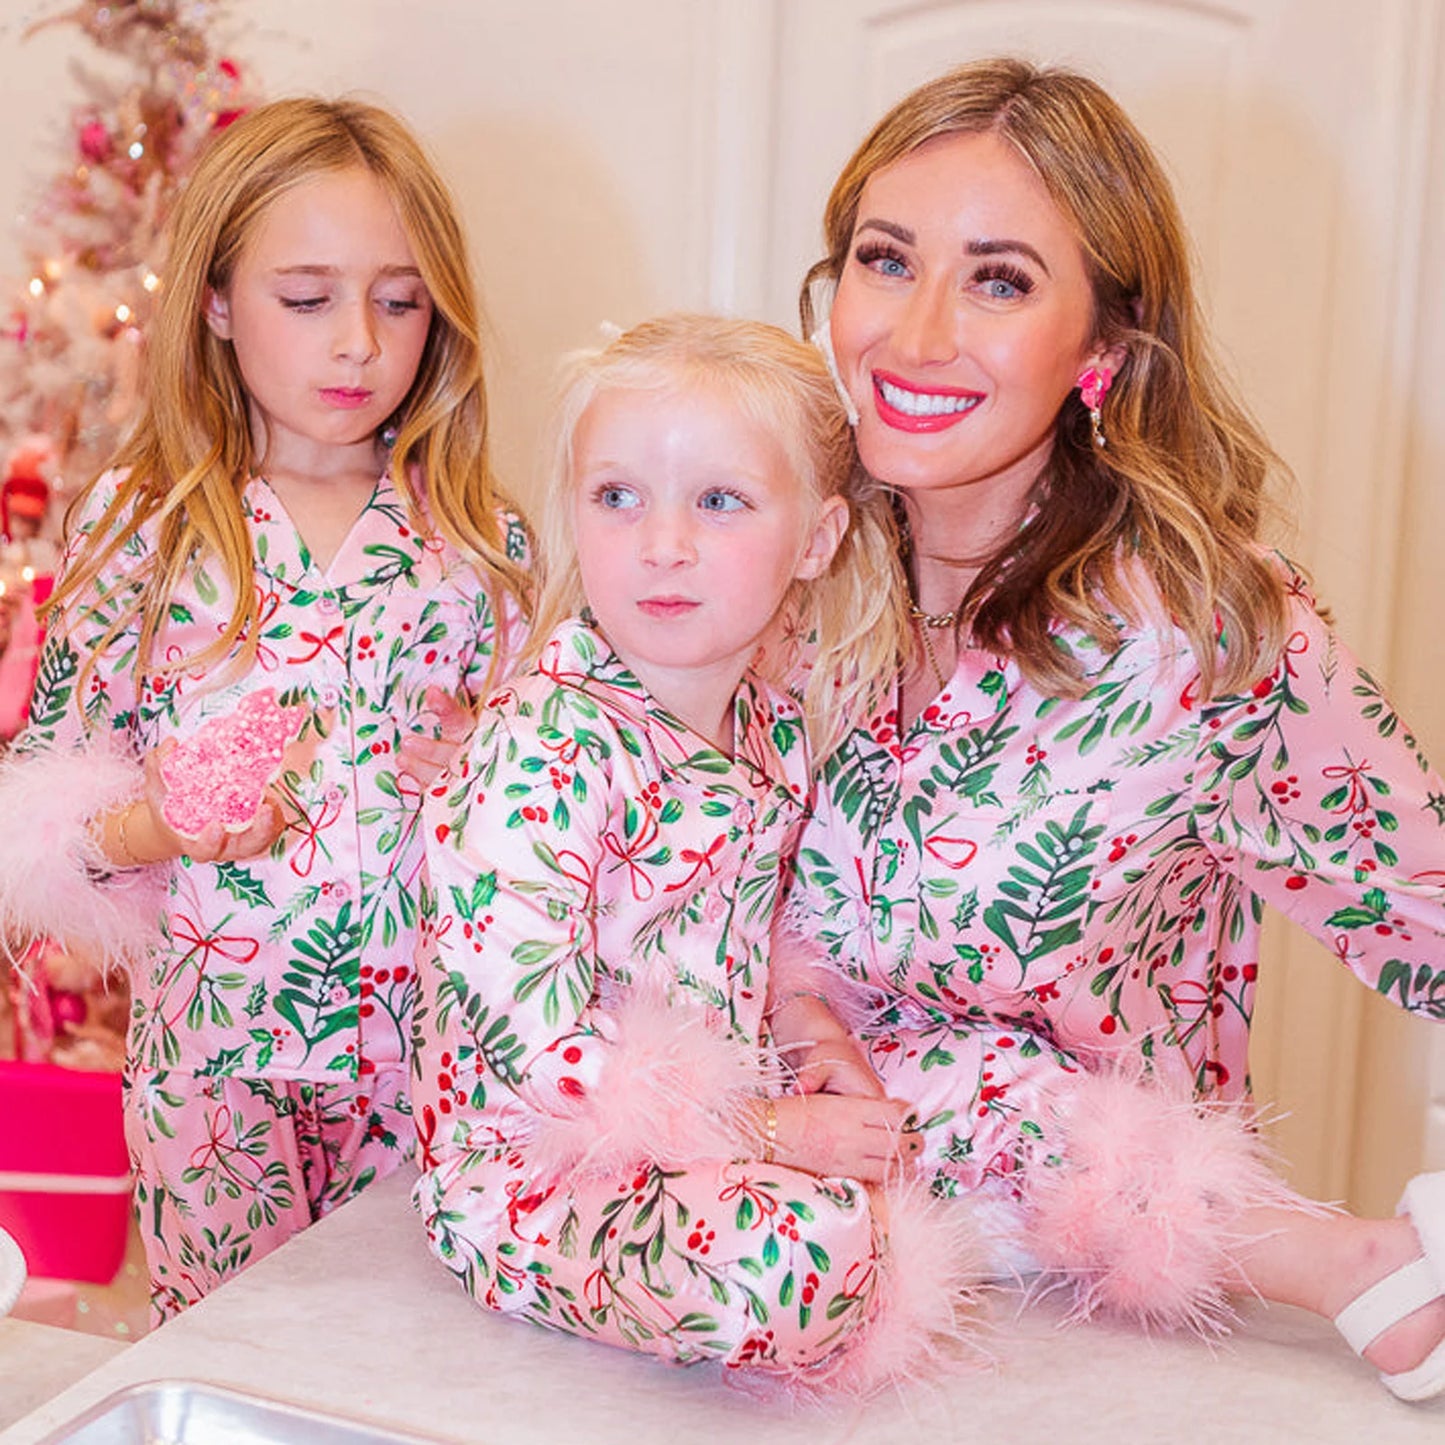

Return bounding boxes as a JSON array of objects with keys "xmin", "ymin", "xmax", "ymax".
[{"xmin": 123, "ymin": 1065, "xmax": 410, "ymax": 1322}]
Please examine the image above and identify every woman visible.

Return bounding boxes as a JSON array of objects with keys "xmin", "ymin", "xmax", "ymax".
[{"xmin": 783, "ymin": 58, "xmax": 1445, "ymax": 1400}]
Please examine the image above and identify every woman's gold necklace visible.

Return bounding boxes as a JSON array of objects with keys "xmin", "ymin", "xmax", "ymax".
[{"xmin": 910, "ymin": 605, "xmax": 958, "ymax": 694}]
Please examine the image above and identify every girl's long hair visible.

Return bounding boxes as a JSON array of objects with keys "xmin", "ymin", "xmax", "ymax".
[
  {"xmin": 49, "ymin": 97, "xmax": 530, "ymax": 689},
  {"xmin": 528, "ymin": 313, "xmax": 907, "ymax": 760},
  {"xmin": 801, "ymin": 58, "xmax": 1288, "ymax": 696}
]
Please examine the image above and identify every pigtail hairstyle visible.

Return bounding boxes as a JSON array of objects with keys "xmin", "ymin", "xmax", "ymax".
[
  {"xmin": 47, "ymin": 97, "xmax": 530, "ymax": 694},
  {"xmin": 801, "ymin": 58, "xmax": 1289, "ymax": 698},
  {"xmin": 527, "ymin": 313, "xmax": 907, "ymax": 760}
]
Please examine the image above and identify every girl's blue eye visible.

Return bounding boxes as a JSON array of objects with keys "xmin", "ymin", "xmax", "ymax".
[
  {"xmin": 597, "ymin": 484, "xmax": 638, "ymax": 510},
  {"xmin": 280, "ymin": 297, "xmax": 326, "ymax": 312},
  {"xmin": 699, "ymin": 489, "xmax": 745, "ymax": 514},
  {"xmin": 379, "ymin": 296, "xmax": 424, "ymax": 315}
]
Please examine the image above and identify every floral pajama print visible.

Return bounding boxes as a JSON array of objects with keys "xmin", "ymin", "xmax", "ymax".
[
  {"xmin": 124, "ymin": 1063, "xmax": 408, "ymax": 1317},
  {"xmin": 413, "ymin": 620, "xmax": 899, "ymax": 1377},
  {"xmin": 787, "ymin": 558, "xmax": 1445, "ymax": 1211},
  {"xmin": 11, "ymin": 469, "xmax": 523, "ymax": 1315}
]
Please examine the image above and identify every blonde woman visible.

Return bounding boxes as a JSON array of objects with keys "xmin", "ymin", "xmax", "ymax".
[
  {"xmin": 785, "ymin": 59, "xmax": 1445, "ymax": 1400},
  {"xmin": 0, "ymin": 98, "xmax": 529, "ymax": 1318}
]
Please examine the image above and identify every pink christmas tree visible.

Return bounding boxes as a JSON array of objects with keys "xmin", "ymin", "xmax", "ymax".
[{"xmin": 0, "ymin": 1, "xmax": 260, "ymax": 504}]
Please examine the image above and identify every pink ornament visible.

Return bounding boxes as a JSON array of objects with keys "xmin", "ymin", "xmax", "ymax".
[
  {"xmin": 77, "ymin": 119, "xmax": 112, "ymax": 165},
  {"xmin": 160, "ymin": 687, "xmax": 303, "ymax": 839}
]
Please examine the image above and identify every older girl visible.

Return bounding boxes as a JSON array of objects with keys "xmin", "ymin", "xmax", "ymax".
[{"xmin": 0, "ymin": 98, "xmax": 529, "ymax": 1318}]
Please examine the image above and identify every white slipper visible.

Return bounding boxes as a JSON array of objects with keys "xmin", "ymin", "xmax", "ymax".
[{"xmin": 1334, "ymin": 1171, "xmax": 1445, "ymax": 1402}]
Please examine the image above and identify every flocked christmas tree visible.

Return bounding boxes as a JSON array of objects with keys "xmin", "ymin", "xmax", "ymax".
[{"xmin": 0, "ymin": 0, "xmax": 259, "ymax": 504}]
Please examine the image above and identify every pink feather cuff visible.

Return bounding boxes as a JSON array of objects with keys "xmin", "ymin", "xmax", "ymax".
[
  {"xmin": 0, "ymin": 739, "xmax": 164, "ymax": 975},
  {"xmin": 1020, "ymin": 1068, "xmax": 1327, "ymax": 1336},
  {"xmin": 824, "ymin": 1178, "xmax": 989, "ymax": 1398},
  {"xmin": 523, "ymin": 983, "xmax": 772, "ymax": 1180}
]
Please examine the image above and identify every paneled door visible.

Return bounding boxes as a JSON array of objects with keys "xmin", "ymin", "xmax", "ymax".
[{"xmin": 725, "ymin": 0, "xmax": 1445, "ymax": 1210}]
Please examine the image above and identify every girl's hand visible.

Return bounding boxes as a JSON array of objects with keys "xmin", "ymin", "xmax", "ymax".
[
  {"xmin": 766, "ymin": 1093, "xmax": 921, "ymax": 1183},
  {"xmin": 396, "ymin": 686, "xmax": 475, "ymax": 791},
  {"xmin": 132, "ymin": 744, "xmax": 287, "ymax": 865},
  {"xmin": 791, "ymin": 1034, "xmax": 887, "ymax": 1099}
]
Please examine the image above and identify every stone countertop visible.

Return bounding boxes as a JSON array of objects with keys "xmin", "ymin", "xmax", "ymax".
[
  {"xmin": 2, "ymin": 1168, "xmax": 1441, "ymax": 1445},
  {"xmin": 0, "ymin": 1322, "xmax": 126, "ymax": 1432}
]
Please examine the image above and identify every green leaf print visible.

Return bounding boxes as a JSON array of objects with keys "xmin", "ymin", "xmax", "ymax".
[
  {"xmin": 215, "ymin": 862, "xmax": 272, "ymax": 908},
  {"xmin": 983, "ymin": 803, "xmax": 1104, "ymax": 976},
  {"xmin": 26, "ymin": 639, "xmax": 78, "ymax": 734}
]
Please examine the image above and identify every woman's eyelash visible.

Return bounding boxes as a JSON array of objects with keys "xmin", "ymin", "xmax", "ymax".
[
  {"xmin": 974, "ymin": 262, "xmax": 1035, "ymax": 295},
  {"xmin": 855, "ymin": 241, "xmax": 909, "ymax": 272}
]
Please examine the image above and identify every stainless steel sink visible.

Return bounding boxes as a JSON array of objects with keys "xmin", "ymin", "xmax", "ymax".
[{"xmin": 35, "ymin": 1381, "xmax": 448, "ymax": 1445}]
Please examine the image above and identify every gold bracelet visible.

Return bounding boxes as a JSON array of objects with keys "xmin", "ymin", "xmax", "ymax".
[
  {"xmin": 113, "ymin": 801, "xmax": 140, "ymax": 868},
  {"xmin": 760, "ymin": 1098, "xmax": 777, "ymax": 1165}
]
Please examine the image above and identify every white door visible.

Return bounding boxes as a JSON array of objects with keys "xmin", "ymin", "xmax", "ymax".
[{"xmin": 717, "ymin": 0, "xmax": 1445, "ymax": 1211}]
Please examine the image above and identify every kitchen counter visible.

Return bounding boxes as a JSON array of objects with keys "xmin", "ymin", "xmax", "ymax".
[
  {"xmin": 2, "ymin": 1168, "xmax": 1441, "ymax": 1444},
  {"xmin": 0, "ymin": 1322, "xmax": 125, "ymax": 1432}
]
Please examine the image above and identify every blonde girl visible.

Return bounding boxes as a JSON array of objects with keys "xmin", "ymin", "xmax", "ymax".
[
  {"xmin": 413, "ymin": 314, "xmax": 979, "ymax": 1394},
  {"xmin": 0, "ymin": 97, "xmax": 529, "ymax": 1319}
]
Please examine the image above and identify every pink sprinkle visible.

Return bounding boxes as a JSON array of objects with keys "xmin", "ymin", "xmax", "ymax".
[{"xmin": 161, "ymin": 687, "xmax": 303, "ymax": 837}]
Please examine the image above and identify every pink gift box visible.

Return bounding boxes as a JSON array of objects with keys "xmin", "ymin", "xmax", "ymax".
[{"xmin": 0, "ymin": 1060, "xmax": 130, "ymax": 1283}]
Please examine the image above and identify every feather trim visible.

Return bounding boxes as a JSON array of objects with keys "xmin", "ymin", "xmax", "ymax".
[
  {"xmin": 829, "ymin": 1178, "xmax": 991, "ymax": 1397},
  {"xmin": 1021, "ymin": 1068, "xmax": 1326, "ymax": 1336},
  {"xmin": 768, "ymin": 921, "xmax": 880, "ymax": 1033},
  {"xmin": 524, "ymin": 982, "xmax": 770, "ymax": 1180},
  {"xmin": 0, "ymin": 739, "xmax": 164, "ymax": 976}
]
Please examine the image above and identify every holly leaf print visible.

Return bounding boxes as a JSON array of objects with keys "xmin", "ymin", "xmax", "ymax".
[{"xmin": 215, "ymin": 862, "xmax": 272, "ymax": 909}]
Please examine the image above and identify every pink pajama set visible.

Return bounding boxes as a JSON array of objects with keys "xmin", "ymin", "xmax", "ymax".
[
  {"xmin": 412, "ymin": 618, "xmax": 976, "ymax": 1390},
  {"xmin": 783, "ymin": 557, "xmax": 1445, "ymax": 1325},
  {"xmin": 0, "ymin": 469, "xmax": 522, "ymax": 1318}
]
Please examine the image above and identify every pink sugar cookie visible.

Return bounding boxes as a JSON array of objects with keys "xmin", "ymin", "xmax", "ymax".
[{"xmin": 160, "ymin": 687, "xmax": 303, "ymax": 839}]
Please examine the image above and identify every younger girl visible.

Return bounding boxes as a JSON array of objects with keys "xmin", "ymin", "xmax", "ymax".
[
  {"xmin": 412, "ymin": 315, "xmax": 980, "ymax": 1394},
  {"xmin": 0, "ymin": 98, "xmax": 529, "ymax": 1319}
]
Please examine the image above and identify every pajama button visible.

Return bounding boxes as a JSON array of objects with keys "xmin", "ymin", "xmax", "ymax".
[
  {"xmin": 318, "ymin": 595, "xmax": 339, "ymax": 614},
  {"xmin": 318, "ymin": 685, "xmax": 341, "ymax": 708}
]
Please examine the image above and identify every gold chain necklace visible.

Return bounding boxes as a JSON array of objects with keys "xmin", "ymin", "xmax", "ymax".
[{"xmin": 910, "ymin": 605, "xmax": 958, "ymax": 694}]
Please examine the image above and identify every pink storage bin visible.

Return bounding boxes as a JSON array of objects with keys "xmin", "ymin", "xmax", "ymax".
[{"xmin": 0, "ymin": 1060, "xmax": 130, "ymax": 1283}]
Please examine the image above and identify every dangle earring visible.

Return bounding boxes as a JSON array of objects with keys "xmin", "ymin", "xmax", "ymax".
[{"xmin": 1077, "ymin": 365, "xmax": 1113, "ymax": 450}]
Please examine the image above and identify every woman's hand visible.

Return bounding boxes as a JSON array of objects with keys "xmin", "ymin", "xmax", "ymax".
[
  {"xmin": 397, "ymin": 686, "xmax": 475, "ymax": 791},
  {"xmin": 765, "ymin": 1093, "xmax": 921, "ymax": 1183},
  {"xmin": 769, "ymin": 992, "xmax": 887, "ymax": 1099}
]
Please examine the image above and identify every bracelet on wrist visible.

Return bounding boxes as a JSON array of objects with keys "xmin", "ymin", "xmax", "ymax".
[{"xmin": 759, "ymin": 1098, "xmax": 777, "ymax": 1165}]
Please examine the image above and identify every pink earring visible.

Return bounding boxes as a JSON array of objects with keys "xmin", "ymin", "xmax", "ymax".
[{"xmin": 1077, "ymin": 365, "xmax": 1113, "ymax": 449}]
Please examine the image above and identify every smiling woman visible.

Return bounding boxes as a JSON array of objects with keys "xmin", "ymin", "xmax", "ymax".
[{"xmin": 781, "ymin": 56, "xmax": 1445, "ymax": 1402}]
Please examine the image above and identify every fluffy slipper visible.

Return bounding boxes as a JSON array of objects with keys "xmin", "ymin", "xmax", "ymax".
[{"xmin": 1334, "ymin": 1171, "xmax": 1445, "ymax": 1402}]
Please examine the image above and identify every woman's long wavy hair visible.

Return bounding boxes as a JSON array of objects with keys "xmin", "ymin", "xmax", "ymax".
[
  {"xmin": 49, "ymin": 96, "xmax": 530, "ymax": 689},
  {"xmin": 527, "ymin": 313, "xmax": 907, "ymax": 760},
  {"xmin": 801, "ymin": 58, "xmax": 1289, "ymax": 696}
]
